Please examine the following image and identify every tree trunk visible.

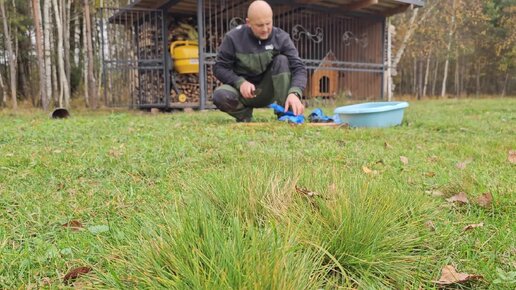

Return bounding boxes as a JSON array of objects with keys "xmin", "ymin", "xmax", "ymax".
[
  {"xmin": 432, "ymin": 58, "xmax": 439, "ymax": 97},
  {"xmin": 454, "ymin": 48, "xmax": 460, "ymax": 96},
  {"xmin": 0, "ymin": 70, "xmax": 6, "ymax": 106},
  {"xmin": 422, "ymin": 55, "xmax": 430, "ymax": 97},
  {"xmin": 501, "ymin": 72, "xmax": 509, "ymax": 97},
  {"xmin": 441, "ymin": 0, "xmax": 457, "ymax": 98},
  {"xmin": 52, "ymin": 0, "xmax": 70, "ymax": 108},
  {"xmin": 64, "ymin": 0, "xmax": 71, "ymax": 96},
  {"xmin": 413, "ymin": 58, "xmax": 417, "ymax": 96},
  {"xmin": 476, "ymin": 62, "xmax": 481, "ymax": 96},
  {"xmin": 84, "ymin": 0, "xmax": 98, "ymax": 109},
  {"xmin": 43, "ymin": 0, "xmax": 53, "ymax": 105},
  {"xmin": 82, "ymin": 5, "xmax": 89, "ymax": 107},
  {"xmin": 73, "ymin": 6, "xmax": 81, "ymax": 67},
  {"xmin": 32, "ymin": 0, "xmax": 48, "ymax": 110},
  {"xmin": 0, "ymin": 0, "xmax": 18, "ymax": 109}
]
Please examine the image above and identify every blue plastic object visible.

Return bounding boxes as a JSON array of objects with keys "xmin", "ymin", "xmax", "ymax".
[
  {"xmin": 308, "ymin": 108, "xmax": 333, "ymax": 123},
  {"xmin": 333, "ymin": 102, "xmax": 409, "ymax": 128},
  {"xmin": 269, "ymin": 104, "xmax": 305, "ymax": 124}
]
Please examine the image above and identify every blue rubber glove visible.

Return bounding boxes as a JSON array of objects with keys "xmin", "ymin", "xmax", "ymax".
[
  {"xmin": 308, "ymin": 108, "xmax": 334, "ymax": 123},
  {"xmin": 269, "ymin": 104, "xmax": 305, "ymax": 124}
]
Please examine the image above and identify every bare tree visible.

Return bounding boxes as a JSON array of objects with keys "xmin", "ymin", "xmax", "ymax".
[
  {"xmin": 32, "ymin": 0, "xmax": 48, "ymax": 110},
  {"xmin": 441, "ymin": 0, "xmax": 457, "ymax": 98},
  {"xmin": 0, "ymin": 0, "xmax": 18, "ymax": 109},
  {"xmin": 84, "ymin": 0, "xmax": 98, "ymax": 109},
  {"xmin": 43, "ymin": 0, "xmax": 53, "ymax": 105},
  {"xmin": 52, "ymin": 0, "xmax": 71, "ymax": 107},
  {"xmin": 0, "ymin": 70, "xmax": 7, "ymax": 106}
]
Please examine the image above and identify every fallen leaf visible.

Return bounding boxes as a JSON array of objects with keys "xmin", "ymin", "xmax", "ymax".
[
  {"xmin": 400, "ymin": 156, "xmax": 409, "ymax": 165},
  {"xmin": 476, "ymin": 192, "xmax": 493, "ymax": 208},
  {"xmin": 63, "ymin": 266, "xmax": 92, "ymax": 285},
  {"xmin": 295, "ymin": 185, "xmax": 319, "ymax": 197},
  {"xmin": 463, "ymin": 222, "xmax": 484, "ymax": 231},
  {"xmin": 62, "ymin": 220, "xmax": 83, "ymax": 231},
  {"xmin": 425, "ymin": 220, "xmax": 436, "ymax": 231},
  {"xmin": 362, "ymin": 166, "xmax": 377, "ymax": 175},
  {"xmin": 509, "ymin": 150, "xmax": 516, "ymax": 164},
  {"xmin": 435, "ymin": 265, "xmax": 483, "ymax": 285},
  {"xmin": 425, "ymin": 171, "xmax": 436, "ymax": 177},
  {"xmin": 384, "ymin": 142, "xmax": 393, "ymax": 149},
  {"xmin": 446, "ymin": 192, "xmax": 469, "ymax": 204},
  {"xmin": 456, "ymin": 159, "xmax": 473, "ymax": 170},
  {"xmin": 427, "ymin": 155, "xmax": 439, "ymax": 163},
  {"xmin": 109, "ymin": 148, "xmax": 122, "ymax": 158}
]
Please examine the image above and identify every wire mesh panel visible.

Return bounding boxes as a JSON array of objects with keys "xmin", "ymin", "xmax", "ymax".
[
  {"xmin": 99, "ymin": 8, "xmax": 168, "ymax": 108},
  {"xmin": 202, "ymin": 0, "xmax": 386, "ymax": 100}
]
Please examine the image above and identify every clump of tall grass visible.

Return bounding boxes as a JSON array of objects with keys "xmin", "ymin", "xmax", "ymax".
[
  {"xmin": 98, "ymin": 199, "xmax": 327, "ymax": 289},
  {"xmin": 290, "ymin": 180, "xmax": 436, "ymax": 288}
]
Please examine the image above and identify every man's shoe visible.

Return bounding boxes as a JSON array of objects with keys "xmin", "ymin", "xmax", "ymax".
[{"xmin": 236, "ymin": 116, "xmax": 253, "ymax": 123}]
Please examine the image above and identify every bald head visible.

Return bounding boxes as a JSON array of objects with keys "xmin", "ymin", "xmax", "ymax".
[
  {"xmin": 246, "ymin": 1, "xmax": 273, "ymax": 40},
  {"xmin": 247, "ymin": 1, "xmax": 273, "ymax": 20}
]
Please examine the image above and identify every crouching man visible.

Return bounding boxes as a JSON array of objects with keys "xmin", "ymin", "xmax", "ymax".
[{"xmin": 213, "ymin": 0, "xmax": 306, "ymax": 122}]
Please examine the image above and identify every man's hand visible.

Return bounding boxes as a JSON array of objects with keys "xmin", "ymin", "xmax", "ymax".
[
  {"xmin": 284, "ymin": 93, "xmax": 305, "ymax": 116},
  {"xmin": 240, "ymin": 81, "xmax": 256, "ymax": 99}
]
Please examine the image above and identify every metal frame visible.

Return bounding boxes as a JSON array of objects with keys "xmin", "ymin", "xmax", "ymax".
[{"xmin": 99, "ymin": 0, "xmax": 399, "ymax": 108}]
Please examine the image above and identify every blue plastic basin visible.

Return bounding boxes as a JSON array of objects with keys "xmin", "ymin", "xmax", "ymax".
[{"xmin": 334, "ymin": 102, "xmax": 409, "ymax": 128}]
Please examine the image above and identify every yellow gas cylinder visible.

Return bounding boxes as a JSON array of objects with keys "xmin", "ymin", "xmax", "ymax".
[{"xmin": 170, "ymin": 40, "xmax": 199, "ymax": 74}]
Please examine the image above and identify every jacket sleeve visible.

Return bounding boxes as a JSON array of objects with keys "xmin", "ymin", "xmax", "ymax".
[
  {"xmin": 281, "ymin": 35, "xmax": 307, "ymax": 97},
  {"xmin": 213, "ymin": 35, "xmax": 246, "ymax": 89}
]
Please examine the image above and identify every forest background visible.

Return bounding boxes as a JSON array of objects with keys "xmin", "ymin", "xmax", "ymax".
[{"xmin": 0, "ymin": 0, "xmax": 514, "ymax": 110}]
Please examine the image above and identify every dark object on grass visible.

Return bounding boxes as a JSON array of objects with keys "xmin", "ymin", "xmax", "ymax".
[
  {"xmin": 63, "ymin": 266, "xmax": 92, "ymax": 285},
  {"xmin": 51, "ymin": 108, "xmax": 70, "ymax": 119},
  {"xmin": 308, "ymin": 108, "xmax": 334, "ymax": 123}
]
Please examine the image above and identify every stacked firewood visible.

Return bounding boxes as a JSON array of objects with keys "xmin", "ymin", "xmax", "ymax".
[{"xmin": 170, "ymin": 66, "xmax": 220, "ymax": 103}]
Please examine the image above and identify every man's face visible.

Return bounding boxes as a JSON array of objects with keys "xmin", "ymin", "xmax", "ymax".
[{"xmin": 247, "ymin": 14, "xmax": 273, "ymax": 40}]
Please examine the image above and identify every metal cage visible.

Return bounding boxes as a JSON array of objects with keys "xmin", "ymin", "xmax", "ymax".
[{"xmin": 99, "ymin": 0, "xmax": 394, "ymax": 109}]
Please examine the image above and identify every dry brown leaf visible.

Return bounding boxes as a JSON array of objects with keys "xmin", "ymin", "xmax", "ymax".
[
  {"xmin": 62, "ymin": 220, "xmax": 83, "ymax": 231},
  {"xmin": 400, "ymin": 156, "xmax": 409, "ymax": 165},
  {"xmin": 425, "ymin": 220, "xmax": 436, "ymax": 231},
  {"xmin": 362, "ymin": 166, "xmax": 377, "ymax": 175},
  {"xmin": 427, "ymin": 155, "xmax": 439, "ymax": 163},
  {"xmin": 384, "ymin": 142, "xmax": 393, "ymax": 149},
  {"xmin": 63, "ymin": 266, "xmax": 92, "ymax": 285},
  {"xmin": 476, "ymin": 192, "xmax": 493, "ymax": 208},
  {"xmin": 295, "ymin": 185, "xmax": 319, "ymax": 197},
  {"xmin": 425, "ymin": 171, "xmax": 436, "ymax": 177},
  {"xmin": 109, "ymin": 148, "xmax": 122, "ymax": 158},
  {"xmin": 463, "ymin": 222, "xmax": 484, "ymax": 231},
  {"xmin": 446, "ymin": 192, "xmax": 469, "ymax": 204},
  {"xmin": 456, "ymin": 159, "xmax": 472, "ymax": 170},
  {"xmin": 508, "ymin": 150, "xmax": 516, "ymax": 164},
  {"xmin": 435, "ymin": 265, "xmax": 483, "ymax": 285}
]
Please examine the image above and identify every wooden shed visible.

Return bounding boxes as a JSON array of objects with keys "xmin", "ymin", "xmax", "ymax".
[{"xmin": 99, "ymin": 0, "xmax": 424, "ymax": 110}]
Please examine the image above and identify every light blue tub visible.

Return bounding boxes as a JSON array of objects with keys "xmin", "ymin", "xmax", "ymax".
[{"xmin": 334, "ymin": 102, "xmax": 409, "ymax": 128}]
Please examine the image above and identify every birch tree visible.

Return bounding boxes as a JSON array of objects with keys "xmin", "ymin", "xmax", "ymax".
[
  {"xmin": 43, "ymin": 0, "xmax": 52, "ymax": 104},
  {"xmin": 0, "ymin": 0, "xmax": 17, "ymax": 109},
  {"xmin": 52, "ymin": 0, "xmax": 70, "ymax": 107},
  {"xmin": 32, "ymin": 0, "xmax": 48, "ymax": 109},
  {"xmin": 441, "ymin": 0, "xmax": 457, "ymax": 97},
  {"xmin": 84, "ymin": 0, "xmax": 98, "ymax": 109}
]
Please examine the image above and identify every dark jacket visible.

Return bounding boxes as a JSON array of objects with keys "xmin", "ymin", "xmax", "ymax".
[{"xmin": 214, "ymin": 25, "xmax": 307, "ymax": 97}]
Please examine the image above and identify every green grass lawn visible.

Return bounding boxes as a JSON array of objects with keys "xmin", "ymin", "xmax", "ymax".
[{"xmin": 1, "ymin": 99, "xmax": 515, "ymax": 289}]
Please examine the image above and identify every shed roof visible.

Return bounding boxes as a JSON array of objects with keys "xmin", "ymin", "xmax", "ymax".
[{"xmin": 123, "ymin": 0, "xmax": 424, "ymax": 17}]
